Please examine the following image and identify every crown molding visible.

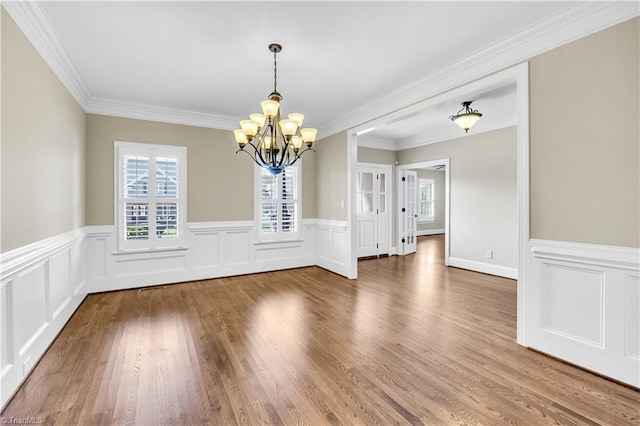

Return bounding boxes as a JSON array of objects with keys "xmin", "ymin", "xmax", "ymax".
[
  {"xmin": 5, "ymin": 1, "xmax": 638, "ymax": 133},
  {"xmin": 357, "ymin": 111, "xmax": 517, "ymax": 152},
  {"xmin": 357, "ymin": 135, "xmax": 398, "ymax": 151},
  {"xmin": 319, "ymin": 1, "xmax": 639, "ymax": 138},
  {"xmin": 2, "ymin": 1, "xmax": 239, "ymax": 129},
  {"xmin": 3, "ymin": 1, "xmax": 91, "ymax": 107},
  {"xmin": 85, "ymin": 98, "xmax": 239, "ymax": 130},
  {"xmin": 395, "ymin": 117, "xmax": 518, "ymax": 152}
]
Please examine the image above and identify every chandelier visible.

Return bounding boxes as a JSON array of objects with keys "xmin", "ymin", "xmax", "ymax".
[
  {"xmin": 449, "ymin": 101, "xmax": 483, "ymax": 133},
  {"xmin": 233, "ymin": 43, "xmax": 317, "ymax": 175}
]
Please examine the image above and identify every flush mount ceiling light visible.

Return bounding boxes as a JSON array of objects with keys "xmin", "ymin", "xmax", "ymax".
[
  {"xmin": 449, "ymin": 101, "xmax": 483, "ymax": 133},
  {"xmin": 233, "ymin": 43, "xmax": 317, "ymax": 175}
]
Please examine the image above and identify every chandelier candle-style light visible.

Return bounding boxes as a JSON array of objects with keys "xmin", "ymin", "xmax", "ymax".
[
  {"xmin": 234, "ymin": 43, "xmax": 317, "ymax": 175},
  {"xmin": 449, "ymin": 101, "xmax": 483, "ymax": 133}
]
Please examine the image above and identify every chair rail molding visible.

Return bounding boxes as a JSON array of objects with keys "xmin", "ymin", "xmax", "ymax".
[{"xmin": 530, "ymin": 239, "xmax": 640, "ymax": 271}]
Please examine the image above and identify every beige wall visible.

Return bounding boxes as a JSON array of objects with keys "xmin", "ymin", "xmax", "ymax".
[
  {"xmin": 398, "ymin": 126, "xmax": 517, "ymax": 268},
  {"xmin": 357, "ymin": 147, "xmax": 396, "ymax": 165},
  {"xmin": 301, "ymin": 142, "xmax": 317, "ymax": 219},
  {"xmin": 1, "ymin": 9, "xmax": 86, "ymax": 252},
  {"xmin": 86, "ymin": 114, "xmax": 317, "ymax": 225},
  {"xmin": 4, "ymin": 8, "xmax": 636, "ymax": 253},
  {"xmin": 416, "ymin": 169, "xmax": 445, "ymax": 232},
  {"xmin": 530, "ymin": 17, "xmax": 639, "ymax": 248},
  {"xmin": 316, "ymin": 131, "xmax": 348, "ymax": 221}
]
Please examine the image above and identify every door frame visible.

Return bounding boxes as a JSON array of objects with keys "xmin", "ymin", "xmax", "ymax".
[
  {"xmin": 356, "ymin": 162, "xmax": 393, "ymax": 257},
  {"xmin": 397, "ymin": 159, "xmax": 450, "ymax": 264}
]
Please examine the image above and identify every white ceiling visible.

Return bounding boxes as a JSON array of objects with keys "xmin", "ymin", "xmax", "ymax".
[
  {"xmin": 8, "ymin": 1, "xmax": 635, "ymax": 148},
  {"xmin": 359, "ymin": 81, "xmax": 517, "ymax": 149}
]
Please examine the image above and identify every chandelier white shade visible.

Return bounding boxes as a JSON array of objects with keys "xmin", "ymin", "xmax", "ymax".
[
  {"xmin": 449, "ymin": 101, "xmax": 483, "ymax": 133},
  {"xmin": 234, "ymin": 43, "xmax": 317, "ymax": 175}
]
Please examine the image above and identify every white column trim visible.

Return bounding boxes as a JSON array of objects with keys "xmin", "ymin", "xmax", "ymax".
[{"xmin": 516, "ymin": 62, "xmax": 530, "ymax": 346}]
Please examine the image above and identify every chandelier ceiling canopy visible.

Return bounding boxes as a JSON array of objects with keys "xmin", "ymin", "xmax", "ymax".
[{"xmin": 234, "ymin": 43, "xmax": 317, "ymax": 175}]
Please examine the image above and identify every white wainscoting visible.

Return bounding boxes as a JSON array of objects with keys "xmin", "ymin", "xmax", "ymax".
[
  {"xmin": 86, "ymin": 219, "xmax": 334, "ymax": 293},
  {"xmin": 315, "ymin": 219, "xmax": 349, "ymax": 277},
  {"xmin": 0, "ymin": 229, "xmax": 88, "ymax": 409},
  {"xmin": 448, "ymin": 257, "xmax": 518, "ymax": 279},
  {"xmin": 1, "ymin": 218, "xmax": 348, "ymax": 410},
  {"xmin": 526, "ymin": 239, "xmax": 640, "ymax": 387}
]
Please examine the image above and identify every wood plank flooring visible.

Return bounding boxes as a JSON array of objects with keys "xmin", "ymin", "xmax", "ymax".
[{"xmin": 2, "ymin": 235, "xmax": 639, "ymax": 425}]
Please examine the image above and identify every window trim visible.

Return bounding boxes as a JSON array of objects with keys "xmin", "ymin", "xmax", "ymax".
[
  {"xmin": 254, "ymin": 163, "xmax": 302, "ymax": 242},
  {"xmin": 418, "ymin": 178, "xmax": 435, "ymax": 223},
  {"xmin": 114, "ymin": 141, "xmax": 187, "ymax": 252}
]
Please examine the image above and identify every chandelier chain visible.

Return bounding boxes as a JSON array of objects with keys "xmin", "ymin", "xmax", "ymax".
[{"xmin": 273, "ymin": 50, "xmax": 278, "ymax": 93}]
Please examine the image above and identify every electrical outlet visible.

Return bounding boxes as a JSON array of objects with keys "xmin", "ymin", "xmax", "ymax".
[
  {"xmin": 340, "ymin": 200, "xmax": 344, "ymax": 208},
  {"xmin": 486, "ymin": 250, "xmax": 493, "ymax": 259}
]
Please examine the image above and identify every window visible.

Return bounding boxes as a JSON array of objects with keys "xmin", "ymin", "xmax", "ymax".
[
  {"xmin": 418, "ymin": 178, "xmax": 434, "ymax": 222},
  {"xmin": 256, "ymin": 164, "xmax": 300, "ymax": 240},
  {"xmin": 115, "ymin": 142, "xmax": 186, "ymax": 251}
]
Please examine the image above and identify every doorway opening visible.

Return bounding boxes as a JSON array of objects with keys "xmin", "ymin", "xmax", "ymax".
[
  {"xmin": 346, "ymin": 62, "xmax": 529, "ymax": 344},
  {"xmin": 396, "ymin": 159, "xmax": 450, "ymax": 265}
]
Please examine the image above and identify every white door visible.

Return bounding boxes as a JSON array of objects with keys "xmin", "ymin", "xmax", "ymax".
[
  {"xmin": 400, "ymin": 170, "xmax": 418, "ymax": 255},
  {"xmin": 376, "ymin": 170, "xmax": 390, "ymax": 255},
  {"xmin": 356, "ymin": 164, "xmax": 391, "ymax": 257},
  {"xmin": 357, "ymin": 167, "xmax": 377, "ymax": 257}
]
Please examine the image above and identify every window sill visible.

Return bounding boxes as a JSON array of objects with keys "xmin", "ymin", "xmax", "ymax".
[
  {"xmin": 418, "ymin": 219, "xmax": 435, "ymax": 224},
  {"xmin": 112, "ymin": 246, "xmax": 188, "ymax": 256}
]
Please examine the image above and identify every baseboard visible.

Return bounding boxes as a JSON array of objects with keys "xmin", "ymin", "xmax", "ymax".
[
  {"xmin": 448, "ymin": 257, "xmax": 518, "ymax": 279},
  {"xmin": 417, "ymin": 229, "xmax": 445, "ymax": 236}
]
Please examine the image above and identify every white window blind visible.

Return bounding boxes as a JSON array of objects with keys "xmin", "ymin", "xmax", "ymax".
[
  {"xmin": 257, "ymin": 164, "xmax": 300, "ymax": 239},
  {"xmin": 418, "ymin": 178, "xmax": 434, "ymax": 222},
  {"xmin": 116, "ymin": 142, "xmax": 186, "ymax": 251}
]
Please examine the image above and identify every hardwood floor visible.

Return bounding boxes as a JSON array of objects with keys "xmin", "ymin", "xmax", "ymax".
[{"xmin": 2, "ymin": 235, "xmax": 638, "ymax": 425}]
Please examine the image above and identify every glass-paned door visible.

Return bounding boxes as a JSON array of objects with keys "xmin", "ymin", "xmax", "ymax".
[{"xmin": 356, "ymin": 164, "xmax": 391, "ymax": 257}]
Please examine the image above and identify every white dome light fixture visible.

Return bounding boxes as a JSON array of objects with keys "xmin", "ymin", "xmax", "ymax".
[{"xmin": 449, "ymin": 101, "xmax": 483, "ymax": 133}]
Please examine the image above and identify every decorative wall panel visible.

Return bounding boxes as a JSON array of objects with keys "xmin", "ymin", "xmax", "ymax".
[{"xmin": 528, "ymin": 239, "xmax": 640, "ymax": 387}]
